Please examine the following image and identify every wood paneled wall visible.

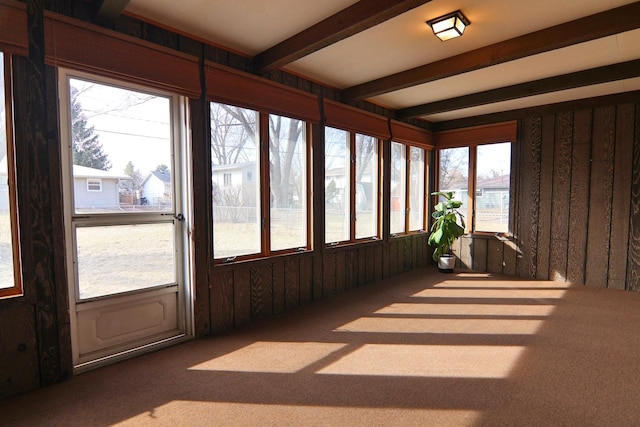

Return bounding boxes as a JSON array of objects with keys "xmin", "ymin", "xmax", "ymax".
[
  {"xmin": 209, "ymin": 236, "xmax": 429, "ymax": 334},
  {"xmin": 456, "ymin": 101, "xmax": 640, "ymax": 291}
]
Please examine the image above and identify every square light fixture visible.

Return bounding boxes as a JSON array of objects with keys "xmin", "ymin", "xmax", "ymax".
[{"xmin": 427, "ymin": 10, "xmax": 470, "ymax": 41}]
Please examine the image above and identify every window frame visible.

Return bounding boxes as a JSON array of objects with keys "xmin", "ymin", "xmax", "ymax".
[
  {"xmin": 435, "ymin": 141, "xmax": 512, "ymax": 235},
  {"xmin": 390, "ymin": 141, "xmax": 428, "ymax": 236},
  {"xmin": 0, "ymin": 52, "xmax": 23, "ymax": 299},
  {"xmin": 210, "ymin": 101, "xmax": 312, "ymax": 263},
  {"xmin": 324, "ymin": 126, "xmax": 382, "ymax": 246}
]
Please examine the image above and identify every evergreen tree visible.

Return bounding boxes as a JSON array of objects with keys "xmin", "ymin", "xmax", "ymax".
[
  {"xmin": 71, "ymin": 87, "xmax": 111, "ymax": 170},
  {"xmin": 121, "ymin": 161, "xmax": 143, "ymax": 193}
]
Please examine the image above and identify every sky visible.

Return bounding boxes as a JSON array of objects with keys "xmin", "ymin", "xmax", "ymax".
[{"xmin": 70, "ymin": 78, "xmax": 173, "ymax": 178}]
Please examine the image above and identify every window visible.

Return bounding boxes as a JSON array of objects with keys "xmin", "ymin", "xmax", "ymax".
[
  {"xmin": 437, "ymin": 142, "xmax": 511, "ymax": 233},
  {"xmin": 210, "ymin": 102, "xmax": 310, "ymax": 260},
  {"xmin": 390, "ymin": 142, "xmax": 427, "ymax": 235},
  {"xmin": 325, "ymin": 127, "xmax": 380, "ymax": 244},
  {"xmin": 0, "ymin": 51, "xmax": 23, "ymax": 298},
  {"xmin": 86, "ymin": 178, "xmax": 102, "ymax": 192}
]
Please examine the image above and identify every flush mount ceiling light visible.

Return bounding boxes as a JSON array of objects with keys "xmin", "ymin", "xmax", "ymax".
[{"xmin": 427, "ymin": 10, "xmax": 470, "ymax": 41}]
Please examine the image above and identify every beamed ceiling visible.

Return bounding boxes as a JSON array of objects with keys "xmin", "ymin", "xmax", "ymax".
[{"xmin": 116, "ymin": 0, "xmax": 640, "ymax": 126}]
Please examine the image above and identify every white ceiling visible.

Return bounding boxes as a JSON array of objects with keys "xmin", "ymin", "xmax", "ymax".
[{"xmin": 125, "ymin": 0, "xmax": 640, "ymax": 123}]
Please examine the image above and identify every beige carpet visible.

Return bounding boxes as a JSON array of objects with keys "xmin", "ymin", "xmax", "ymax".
[{"xmin": 3, "ymin": 268, "xmax": 640, "ymax": 426}]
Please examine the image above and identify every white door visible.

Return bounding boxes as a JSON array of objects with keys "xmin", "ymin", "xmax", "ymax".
[{"xmin": 59, "ymin": 70, "xmax": 192, "ymax": 369}]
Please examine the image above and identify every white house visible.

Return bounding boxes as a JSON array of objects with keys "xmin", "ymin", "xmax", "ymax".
[
  {"xmin": 141, "ymin": 170, "xmax": 171, "ymax": 206},
  {"xmin": 1, "ymin": 158, "xmax": 130, "ymax": 211},
  {"xmin": 72, "ymin": 164, "xmax": 131, "ymax": 211}
]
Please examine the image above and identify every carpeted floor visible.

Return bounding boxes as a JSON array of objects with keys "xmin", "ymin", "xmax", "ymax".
[{"xmin": 2, "ymin": 268, "xmax": 640, "ymax": 426}]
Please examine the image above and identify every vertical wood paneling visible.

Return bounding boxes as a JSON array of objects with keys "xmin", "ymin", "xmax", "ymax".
[
  {"xmin": 389, "ymin": 239, "xmax": 399, "ymax": 276},
  {"xmin": 503, "ymin": 240, "xmax": 517, "ymax": 276},
  {"xmin": 299, "ymin": 256, "xmax": 313, "ymax": 304},
  {"xmin": 366, "ymin": 245, "xmax": 375, "ymax": 284},
  {"xmin": 0, "ymin": 306, "xmax": 39, "ymax": 399},
  {"xmin": 549, "ymin": 111, "xmax": 573, "ymax": 282},
  {"xmin": 627, "ymin": 104, "xmax": 640, "ymax": 291},
  {"xmin": 189, "ymin": 95, "xmax": 212, "ymax": 336},
  {"xmin": 284, "ymin": 258, "xmax": 300, "ymax": 310},
  {"xmin": 403, "ymin": 239, "xmax": 412, "ymax": 272},
  {"xmin": 358, "ymin": 247, "xmax": 367, "ymax": 285},
  {"xmin": 585, "ymin": 106, "xmax": 616, "ymax": 287},
  {"xmin": 250, "ymin": 265, "xmax": 273, "ymax": 320},
  {"xmin": 272, "ymin": 261, "xmax": 285, "ymax": 314},
  {"xmin": 346, "ymin": 249, "xmax": 358, "ymax": 289},
  {"xmin": 460, "ymin": 235, "xmax": 473, "ymax": 269},
  {"xmin": 567, "ymin": 109, "xmax": 592, "ymax": 285},
  {"xmin": 335, "ymin": 249, "xmax": 346, "ymax": 293},
  {"xmin": 516, "ymin": 116, "xmax": 542, "ymax": 278},
  {"xmin": 487, "ymin": 238, "xmax": 504, "ymax": 274},
  {"xmin": 323, "ymin": 251, "xmax": 336, "ymax": 297},
  {"xmin": 451, "ymin": 237, "xmax": 462, "ymax": 268},
  {"xmin": 211, "ymin": 269, "xmax": 234, "ymax": 333},
  {"xmin": 473, "ymin": 238, "xmax": 488, "ymax": 272},
  {"xmin": 396, "ymin": 239, "xmax": 405, "ymax": 274},
  {"xmin": 312, "ymin": 254, "xmax": 323, "ymax": 301},
  {"xmin": 234, "ymin": 267, "xmax": 251, "ymax": 327},
  {"xmin": 536, "ymin": 114, "xmax": 555, "ymax": 280},
  {"xmin": 608, "ymin": 104, "xmax": 634, "ymax": 289},
  {"xmin": 374, "ymin": 244, "xmax": 384, "ymax": 282},
  {"xmin": 382, "ymin": 240, "xmax": 390, "ymax": 279}
]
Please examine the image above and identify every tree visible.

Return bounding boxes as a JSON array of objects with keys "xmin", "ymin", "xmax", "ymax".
[
  {"xmin": 120, "ymin": 161, "xmax": 143, "ymax": 194},
  {"xmin": 155, "ymin": 164, "xmax": 169, "ymax": 173},
  {"xmin": 70, "ymin": 86, "xmax": 111, "ymax": 170}
]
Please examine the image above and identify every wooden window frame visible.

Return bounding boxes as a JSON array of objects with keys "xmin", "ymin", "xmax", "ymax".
[
  {"xmin": 211, "ymin": 103, "xmax": 312, "ymax": 264},
  {"xmin": 0, "ymin": 52, "xmax": 23, "ymax": 299},
  {"xmin": 325, "ymin": 127, "xmax": 382, "ymax": 246},
  {"xmin": 435, "ymin": 142, "xmax": 512, "ymax": 235},
  {"xmin": 390, "ymin": 141, "xmax": 429, "ymax": 236}
]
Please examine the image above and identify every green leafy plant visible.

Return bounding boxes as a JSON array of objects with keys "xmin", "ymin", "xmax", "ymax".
[{"xmin": 428, "ymin": 191, "xmax": 466, "ymax": 261}]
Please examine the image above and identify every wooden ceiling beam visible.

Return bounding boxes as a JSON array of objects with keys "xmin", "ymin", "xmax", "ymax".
[
  {"xmin": 396, "ymin": 59, "xmax": 640, "ymax": 119},
  {"xmin": 253, "ymin": 0, "xmax": 432, "ymax": 73},
  {"xmin": 342, "ymin": 1, "xmax": 640, "ymax": 102}
]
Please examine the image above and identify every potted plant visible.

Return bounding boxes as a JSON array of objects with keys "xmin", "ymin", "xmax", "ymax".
[{"xmin": 428, "ymin": 191, "xmax": 466, "ymax": 273}]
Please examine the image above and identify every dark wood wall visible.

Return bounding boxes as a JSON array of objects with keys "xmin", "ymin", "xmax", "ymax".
[
  {"xmin": 209, "ymin": 237, "xmax": 429, "ymax": 333},
  {"xmin": 454, "ymin": 100, "xmax": 640, "ymax": 291}
]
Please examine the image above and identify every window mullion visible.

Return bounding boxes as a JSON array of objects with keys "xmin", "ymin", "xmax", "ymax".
[
  {"xmin": 404, "ymin": 144, "xmax": 411, "ymax": 234},
  {"xmin": 260, "ymin": 112, "xmax": 271, "ymax": 255},
  {"xmin": 468, "ymin": 146, "xmax": 477, "ymax": 233},
  {"xmin": 349, "ymin": 133, "xmax": 356, "ymax": 242}
]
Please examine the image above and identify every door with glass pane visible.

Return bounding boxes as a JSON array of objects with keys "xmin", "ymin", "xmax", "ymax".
[{"xmin": 59, "ymin": 71, "xmax": 189, "ymax": 367}]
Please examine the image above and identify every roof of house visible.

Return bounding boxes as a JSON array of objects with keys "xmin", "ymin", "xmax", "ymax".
[
  {"xmin": 142, "ymin": 170, "xmax": 172, "ymax": 186},
  {"xmin": 0, "ymin": 157, "xmax": 130, "ymax": 180}
]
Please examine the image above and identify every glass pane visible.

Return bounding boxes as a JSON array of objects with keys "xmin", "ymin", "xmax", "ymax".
[
  {"xmin": 390, "ymin": 142, "xmax": 406, "ymax": 234},
  {"xmin": 476, "ymin": 142, "xmax": 511, "ymax": 232},
  {"xmin": 69, "ymin": 78, "xmax": 173, "ymax": 214},
  {"xmin": 409, "ymin": 147, "xmax": 426, "ymax": 231},
  {"xmin": 325, "ymin": 127, "xmax": 350, "ymax": 244},
  {"xmin": 0, "ymin": 51, "xmax": 17, "ymax": 290},
  {"xmin": 76, "ymin": 223, "xmax": 175, "ymax": 300},
  {"xmin": 438, "ymin": 147, "xmax": 469, "ymax": 226},
  {"xmin": 269, "ymin": 115, "xmax": 307, "ymax": 251},
  {"xmin": 355, "ymin": 134, "xmax": 378, "ymax": 239},
  {"xmin": 210, "ymin": 102, "xmax": 261, "ymax": 259}
]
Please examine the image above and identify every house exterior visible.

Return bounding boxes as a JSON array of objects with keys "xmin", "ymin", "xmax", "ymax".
[
  {"xmin": 141, "ymin": 170, "xmax": 171, "ymax": 206},
  {"xmin": 72, "ymin": 164, "xmax": 130, "ymax": 211}
]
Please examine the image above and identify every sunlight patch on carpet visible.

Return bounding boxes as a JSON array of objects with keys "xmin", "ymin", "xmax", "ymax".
[
  {"xmin": 375, "ymin": 303, "xmax": 556, "ymax": 316},
  {"xmin": 335, "ymin": 317, "xmax": 544, "ymax": 334},
  {"xmin": 189, "ymin": 341, "xmax": 346, "ymax": 373},
  {"xmin": 317, "ymin": 344, "xmax": 526, "ymax": 378},
  {"xmin": 117, "ymin": 401, "xmax": 482, "ymax": 426}
]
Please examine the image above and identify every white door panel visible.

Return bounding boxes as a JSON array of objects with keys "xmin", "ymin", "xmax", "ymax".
[{"xmin": 77, "ymin": 290, "xmax": 179, "ymax": 357}]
